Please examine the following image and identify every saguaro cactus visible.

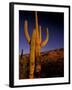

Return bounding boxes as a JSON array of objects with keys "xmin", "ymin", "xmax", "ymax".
[{"xmin": 24, "ymin": 11, "xmax": 49, "ymax": 79}]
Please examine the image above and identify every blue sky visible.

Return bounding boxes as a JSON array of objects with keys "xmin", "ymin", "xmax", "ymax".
[{"xmin": 19, "ymin": 11, "xmax": 64, "ymax": 54}]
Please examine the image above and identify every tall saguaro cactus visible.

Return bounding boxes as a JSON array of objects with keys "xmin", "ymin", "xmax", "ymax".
[{"xmin": 24, "ymin": 11, "xmax": 49, "ymax": 79}]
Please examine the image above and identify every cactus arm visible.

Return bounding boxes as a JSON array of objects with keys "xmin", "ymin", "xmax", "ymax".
[
  {"xmin": 41, "ymin": 28, "xmax": 49, "ymax": 47},
  {"xmin": 35, "ymin": 12, "xmax": 41, "ymax": 57},
  {"xmin": 35, "ymin": 11, "xmax": 38, "ymax": 32},
  {"xmin": 24, "ymin": 20, "xmax": 30, "ymax": 44},
  {"xmin": 35, "ymin": 11, "xmax": 39, "ymax": 39},
  {"xmin": 29, "ymin": 29, "xmax": 36, "ymax": 79},
  {"xmin": 39, "ymin": 26, "xmax": 42, "ymax": 44}
]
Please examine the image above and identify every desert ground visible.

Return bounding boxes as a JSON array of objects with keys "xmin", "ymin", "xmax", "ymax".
[{"xmin": 19, "ymin": 48, "xmax": 64, "ymax": 79}]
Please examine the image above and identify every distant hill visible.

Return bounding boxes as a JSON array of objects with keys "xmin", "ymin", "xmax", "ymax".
[{"xmin": 40, "ymin": 48, "xmax": 64, "ymax": 63}]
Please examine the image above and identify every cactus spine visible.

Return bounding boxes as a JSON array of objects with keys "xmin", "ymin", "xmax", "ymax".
[{"xmin": 24, "ymin": 11, "xmax": 49, "ymax": 78}]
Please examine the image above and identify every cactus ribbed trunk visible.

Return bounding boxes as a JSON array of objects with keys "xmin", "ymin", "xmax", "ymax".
[
  {"xmin": 29, "ymin": 30, "xmax": 36, "ymax": 79},
  {"xmin": 35, "ymin": 12, "xmax": 41, "ymax": 78}
]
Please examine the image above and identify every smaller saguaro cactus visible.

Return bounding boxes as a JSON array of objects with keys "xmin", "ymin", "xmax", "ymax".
[
  {"xmin": 24, "ymin": 11, "xmax": 49, "ymax": 79},
  {"xmin": 20, "ymin": 49, "xmax": 23, "ymax": 59}
]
